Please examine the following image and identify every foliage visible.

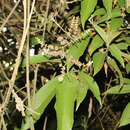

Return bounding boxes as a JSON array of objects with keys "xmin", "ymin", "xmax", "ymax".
[{"xmin": 0, "ymin": 0, "xmax": 130, "ymax": 130}]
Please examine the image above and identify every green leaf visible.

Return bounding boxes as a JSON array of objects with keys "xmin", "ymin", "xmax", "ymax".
[
  {"xmin": 88, "ymin": 34, "xmax": 104, "ymax": 56},
  {"xmin": 121, "ymin": 52, "xmax": 130, "ymax": 61},
  {"xmin": 55, "ymin": 73, "xmax": 78, "ymax": 130},
  {"xmin": 90, "ymin": 8, "xmax": 106, "ymax": 19},
  {"xmin": 126, "ymin": 63, "xmax": 130, "ymax": 74},
  {"xmin": 116, "ymin": 42, "xmax": 129, "ymax": 50},
  {"xmin": 92, "ymin": 23, "xmax": 121, "ymax": 45},
  {"xmin": 93, "ymin": 52, "xmax": 106, "ymax": 75},
  {"xmin": 30, "ymin": 35, "xmax": 43, "ymax": 45},
  {"xmin": 107, "ymin": 57, "xmax": 123, "ymax": 84},
  {"xmin": 115, "ymin": 37, "xmax": 130, "ymax": 44},
  {"xmin": 111, "ymin": 8, "xmax": 122, "ymax": 18},
  {"xmin": 126, "ymin": 0, "xmax": 130, "ymax": 13},
  {"xmin": 66, "ymin": 37, "xmax": 90, "ymax": 70},
  {"xmin": 21, "ymin": 76, "xmax": 61, "ymax": 130},
  {"xmin": 109, "ymin": 18, "xmax": 123, "ymax": 30},
  {"xmin": 126, "ymin": 0, "xmax": 130, "ymax": 9},
  {"xmin": 126, "ymin": 6, "xmax": 130, "ymax": 13},
  {"xmin": 104, "ymin": 84, "xmax": 130, "ymax": 94},
  {"xmin": 92, "ymin": 23, "xmax": 107, "ymax": 43},
  {"xmin": 80, "ymin": 0, "xmax": 97, "ymax": 28},
  {"xmin": 14, "ymin": 127, "xmax": 20, "ymax": 130},
  {"xmin": 118, "ymin": 0, "xmax": 126, "ymax": 7},
  {"xmin": 125, "ymin": 37, "xmax": 130, "ymax": 44},
  {"xmin": 123, "ymin": 78, "xmax": 130, "ymax": 84},
  {"xmin": 65, "ymin": 5, "xmax": 80, "ymax": 18},
  {"xmin": 119, "ymin": 102, "xmax": 130, "ymax": 127},
  {"xmin": 78, "ymin": 72, "xmax": 101, "ymax": 105},
  {"xmin": 96, "ymin": 8, "xmax": 122, "ymax": 24},
  {"xmin": 106, "ymin": 30, "xmax": 122, "ymax": 44},
  {"xmin": 109, "ymin": 44, "xmax": 124, "ymax": 67},
  {"xmin": 102, "ymin": 0, "xmax": 112, "ymax": 17},
  {"xmin": 32, "ymin": 77, "xmax": 60, "ymax": 120},
  {"xmin": 76, "ymin": 77, "xmax": 88, "ymax": 110},
  {"xmin": 107, "ymin": 57, "xmax": 122, "ymax": 75},
  {"xmin": 21, "ymin": 55, "xmax": 58, "ymax": 67}
]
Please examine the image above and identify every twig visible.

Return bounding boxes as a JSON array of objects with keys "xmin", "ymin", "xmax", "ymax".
[
  {"xmin": 0, "ymin": 0, "xmax": 21, "ymax": 32},
  {"xmin": 51, "ymin": 17, "xmax": 75, "ymax": 42},
  {"xmin": 26, "ymin": 0, "xmax": 31, "ymax": 109},
  {"xmin": 32, "ymin": 64, "xmax": 39, "ymax": 106},
  {"xmin": 1, "ymin": 0, "xmax": 36, "ymax": 117},
  {"xmin": 0, "ymin": 62, "xmax": 9, "ymax": 81},
  {"xmin": 25, "ymin": 0, "xmax": 35, "ymax": 129},
  {"xmin": 42, "ymin": 0, "xmax": 50, "ymax": 46},
  {"xmin": 43, "ymin": 116, "xmax": 48, "ymax": 130},
  {"xmin": 1, "ymin": 114, "xmax": 7, "ymax": 130}
]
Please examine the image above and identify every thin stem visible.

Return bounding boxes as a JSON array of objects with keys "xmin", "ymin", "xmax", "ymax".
[
  {"xmin": 42, "ymin": 0, "xmax": 50, "ymax": 46},
  {"xmin": 1, "ymin": 0, "xmax": 36, "ymax": 116},
  {"xmin": 0, "ymin": 0, "xmax": 21, "ymax": 32}
]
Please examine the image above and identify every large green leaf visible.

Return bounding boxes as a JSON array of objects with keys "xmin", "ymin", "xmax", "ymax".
[
  {"xmin": 55, "ymin": 73, "xmax": 79, "ymax": 130},
  {"xmin": 104, "ymin": 84, "xmax": 130, "ymax": 94},
  {"xmin": 66, "ymin": 38, "xmax": 90, "ymax": 70},
  {"xmin": 78, "ymin": 72, "xmax": 101, "ymax": 105},
  {"xmin": 109, "ymin": 44, "xmax": 124, "ymax": 67},
  {"xmin": 102, "ymin": 0, "xmax": 112, "ymax": 17},
  {"xmin": 21, "ymin": 55, "xmax": 54, "ymax": 67},
  {"xmin": 76, "ymin": 77, "xmax": 88, "ymax": 110},
  {"xmin": 80, "ymin": 0, "xmax": 97, "ymax": 28},
  {"xmin": 88, "ymin": 34, "xmax": 104, "ymax": 56},
  {"xmin": 119, "ymin": 102, "xmax": 130, "ymax": 127},
  {"xmin": 21, "ymin": 75, "xmax": 61, "ymax": 130},
  {"xmin": 93, "ymin": 52, "xmax": 106, "ymax": 75}
]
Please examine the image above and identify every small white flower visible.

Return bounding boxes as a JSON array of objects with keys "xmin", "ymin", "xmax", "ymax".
[
  {"xmin": 4, "ymin": 48, "xmax": 7, "ymax": 50},
  {"xmin": 87, "ymin": 61, "xmax": 93, "ymax": 67},
  {"xmin": 2, "ymin": 27, "xmax": 7, "ymax": 32},
  {"xmin": 7, "ymin": 39, "xmax": 13, "ymax": 42},
  {"xmin": 30, "ymin": 49, "xmax": 35, "ymax": 56},
  {"xmin": 0, "ymin": 47, "xmax": 3, "ymax": 52},
  {"xmin": 13, "ymin": 0, "xmax": 17, "ymax": 3},
  {"xmin": 45, "ymin": 79, "xmax": 49, "ymax": 83},
  {"xmin": 5, "ymin": 63, "xmax": 9, "ymax": 68},
  {"xmin": 10, "ymin": 41, "xmax": 15, "ymax": 45},
  {"xmin": 10, "ymin": 67, "xmax": 14, "ymax": 71},
  {"xmin": 59, "ymin": 63, "xmax": 62, "ymax": 67}
]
